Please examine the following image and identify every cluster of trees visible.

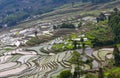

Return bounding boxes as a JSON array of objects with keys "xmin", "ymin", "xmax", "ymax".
[
  {"xmin": 108, "ymin": 8, "xmax": 120, "ymax": 66},
  {"xmin": 53, "ymin": 21, "xmax": 83, "ymax": 30},
  {"xmin": 90, "ymin": 0, "xmax": 114, "ymax": 4},
  {"xmin": 60, "ymin": 23, "xmax": 75, "ymax": 28},
  {"xmin": 53, "ymin": 23, "xmax": 76, "ymax": 29},
  {"xmin": 108, "ymin": 8, "xmax": 120, "ymax": 44},
  {"xmin": 96, "ymin": 13, "xmax": 107, "ymax": 23}
]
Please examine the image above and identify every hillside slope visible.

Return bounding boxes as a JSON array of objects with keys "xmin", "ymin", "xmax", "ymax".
[
  {"xmin": 0, "ymin": 0, "xmax": 81, "ymax": 27},
  {"xmin": 0, "ymin": 0, "xmax": 115, "ymax": 27},
  {"xmin": 13, "ymin": 0, "xmax": 120, "ymax": 29}
]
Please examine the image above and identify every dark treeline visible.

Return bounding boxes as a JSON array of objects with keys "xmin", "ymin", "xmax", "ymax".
[
  {"xmin": 82, "ymin": 0, "xmax": 115, "ymax": 3},
  {"xmin": 49, "ymin": 0, "xmax": 115, "ymax": 4},
  {"xmin": 108, "ymin": 8, "xmax": 120, "ymax": 66}
]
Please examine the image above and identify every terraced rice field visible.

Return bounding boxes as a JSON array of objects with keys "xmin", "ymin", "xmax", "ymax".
[
  {"xmin": 0, "ymin": 46, "xmax": 73, "ymax": 78},
  {"xmin": 92, "ymin": 48, "xmax": 114, "ymax": 66},
  {"xmin": 0, "ymin": 35, "xmax": 115, "ymax": 78}
]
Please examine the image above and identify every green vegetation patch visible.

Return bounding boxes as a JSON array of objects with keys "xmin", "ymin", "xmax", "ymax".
[
  {"xmin": 3, "ymin": 47, "xmax": 13, "ymax": 51},
  {"xmin": 104, "ymin": 67, "xmax": 120, "ymax": 77},
  {"xmin": 85, "ymin": 21, "xmax": 114, "ymax": 47},
  {"xmin": 85, "ymin": 73, "xmax": 98, "ymax": 78},
  {"xmin": 52, "ymin": 43, "xmax": 74, "ymax": 52}
]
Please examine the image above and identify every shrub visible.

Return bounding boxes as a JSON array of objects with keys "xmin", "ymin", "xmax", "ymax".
[{"xmin": 59, "ymin": 70, "xmax": 72, "ymax": 78}]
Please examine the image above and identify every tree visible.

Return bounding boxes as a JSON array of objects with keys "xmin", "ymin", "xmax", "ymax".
[
  {"xmin": 73, "ymin": 40, "xmax": 77, "ymax": 49},
  {"xmin": 113, "ymin": 46, "xmax": 120, "ymax": 66},
  {"xmin": 69, "ymin": 51, "xmax": 84, "ymax": 78},
  {"xmin": 85, "ymin": 58, "xmax": 93, "ymax": 69},
  {"xmin": 34, "ymin": 30, "xmax": 38, "ymax": 38},
  {"xmin": 113, "ymin": 7, "xmax": 119, "ymax": 14},
  {"xmin": 98, "ymin": 67, "xmax": 104, "ymax": 78},
  {"xmin": 53, "ymin": 25, "xmax": 57, "ymax": 30},
  {"xmin": 72, "ymin": 2, "xmax": 75, "ymax": 7},
  {"xmin": 78, "ymin": 21, "xmax": 82, "ymax": 28},
  {"xmin": 80, "ymin": 37, "xmax": 85, "ymax": 54}
]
